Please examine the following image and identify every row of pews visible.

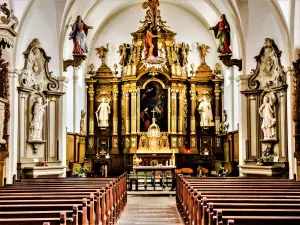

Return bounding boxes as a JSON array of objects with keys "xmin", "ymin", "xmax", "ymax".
[
  {"xmin": 176, "ymin": 175, "xmax": 300, "ymax": 225},
  {"xmin": 0, "ymin": 173, "xmax": 127, "ymax": 225}
]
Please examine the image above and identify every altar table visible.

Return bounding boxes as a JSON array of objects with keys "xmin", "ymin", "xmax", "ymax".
[{"xmin": 132, "ymin": 165, "xmax": 176, "ymax": 190}]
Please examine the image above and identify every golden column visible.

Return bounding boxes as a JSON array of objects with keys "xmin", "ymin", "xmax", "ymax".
[
  {"xmin": 171, "ymin": 89, "xmax": 178, "ymax": 134},
  {"xmin": 125, "ymin": 91, "xmax": 130, "ymax": 135},
  {"xmin": 213, "ymin": 80, "xmax": 222, "ymax": 133},
  {"xmin": 112, "ymin": 91, "xmax": 119, "ymax": 135},
  {"xmin": 131, "ymin": 90, "xmax": 137, "ymax": 134},
  {"xmin": 178, "ymin": 90, "xmax": 184, "ymax": 134},
  {"xmin": 190, "ymin": 89, "xmax": 196, "ymax": 134},
  {"xmin": 88, "ymin": 83, "xmax": 95, "ymax": 135}
]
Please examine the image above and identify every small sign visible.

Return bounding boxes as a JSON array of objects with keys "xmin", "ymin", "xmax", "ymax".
[
  {"xmin": 33, "ymin": 159, "xmax": 39, "ymax": 163},
  {"xmin": 274, "ymin": 156, "xmax": 279, "ymax": 162}
]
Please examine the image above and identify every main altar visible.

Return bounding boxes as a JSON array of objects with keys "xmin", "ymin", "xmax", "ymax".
[{"xmin": 84, "ymin": 0, "xmax": 225, "ymax": 175}]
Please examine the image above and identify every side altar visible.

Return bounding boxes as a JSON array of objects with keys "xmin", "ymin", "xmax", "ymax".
[{"xmin": 84, "ymin": 0, "xmax": 225, "ymax": 175}]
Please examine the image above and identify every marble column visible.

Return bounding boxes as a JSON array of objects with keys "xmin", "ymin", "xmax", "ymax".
[
  {"xmin": 88, "ymin": 84, "xmax": 95, "ymax": 135},
  {"xmin": 125, "ymin": 91, "xmax": 130, "ymax": 135},
  {"xmin": 171, "ymin": 89, "xmax": 178, "ymax": 134},
  {"xmin": 73, "ymin": 68, "xmax": 79, "ymax": 133},
  {"xmin": 235, "ymin": 75, "xmax": 249, "ymax": 176},
  {"xmin": 178, "ymin": 91, "xmax": 184, "ymax": 135}
]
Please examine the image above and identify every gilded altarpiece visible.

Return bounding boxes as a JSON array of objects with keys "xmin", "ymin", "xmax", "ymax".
[{"xmin": 84, "ymin": 1, "xmax": 224, "ymax": 174}]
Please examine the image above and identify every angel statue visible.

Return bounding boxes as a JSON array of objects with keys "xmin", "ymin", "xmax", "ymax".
[
  {"xmin": 259, "ymin": 95, "xmax": 276, "ymax": 139},
  {"xmin": 197, "ymin": 96, "xmax": 213, "ymax": 127},
  {"xmin": 29, "ymin": 96, "xmax": 49, "ymax": 140},
  {"xmin": 197, "ymin": 43, "xmax": 210, "ymax": 64},
  {"xmin": 179, "ymin": 42, "xmax": 190, "ymax": 66},
  {"xmin": 95, "ymin": 44, "xmax": 109, "ymax": 66},
  {"xmin": 142, "ymin": 0, "xmax": 160, "ymax": 29},
  {"xmin": 118, "ymin": 43, "xmax": 131, "ymax": 66},
  {"xmin": 69, "ymin": 15, "xmax": 93, "ymax": 55},
  {"xmin": 95, "ymin": 97, "xmax": 111, "ymax": 128}
]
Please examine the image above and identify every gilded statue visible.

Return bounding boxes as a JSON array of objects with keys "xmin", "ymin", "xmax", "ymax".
[
  {"xmin": 95, "ymin": 43, "xmax": 109, "ymax": 65},
  {"xmin": 118, "ymin": 43, "xmax": 131, "ymax": 66},
  {"xmin": 80, "ymin": 110, "xmax": 86, "ymax": 135},
  {"xmin": 69, "ymin": 15, "xmax": 93, "ymax": 55},
  {"xmin": 29, "ymin": 96, "xmax": 49, "ymax": 140},
  {"xmin": 142, "ymin": 0, "xmax": 160, "ymax": 29},
  {"xmin": 197, "ymin": 43, "xmax": 210, "ymax": 64},
  {"xmin": 95, "ymin": 97, "xmax": 111, "ymax": 128},
  {"xmin": 179, "ymin": 42, "xmax": 190, "ymax": 66},
  {"xmin": 209, "ymin": 14, "xmax": 232, "ymax": 56}
]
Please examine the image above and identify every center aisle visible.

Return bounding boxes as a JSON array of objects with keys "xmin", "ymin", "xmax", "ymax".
[{"xmin": 117, "ymin": 195, "xmax": 184, "ymax": 225}]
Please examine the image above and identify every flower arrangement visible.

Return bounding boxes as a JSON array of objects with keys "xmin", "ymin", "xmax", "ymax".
[
  {"xmin": 36, "ymin": 161, "xmax": 48, "ymax": 167},
  {"xmin": 73, "ymin": 166, "xmax": 88, "ymax": 177}
]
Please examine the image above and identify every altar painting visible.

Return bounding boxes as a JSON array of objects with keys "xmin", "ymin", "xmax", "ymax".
[{"xmin": 140, "ymin": 81, "xmax": 168, "ymax": 132}]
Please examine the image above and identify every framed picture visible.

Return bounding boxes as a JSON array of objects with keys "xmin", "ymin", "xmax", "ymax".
[{"xmin": 273, "ymin": 156, "xmax": 279, "ymax": 162}]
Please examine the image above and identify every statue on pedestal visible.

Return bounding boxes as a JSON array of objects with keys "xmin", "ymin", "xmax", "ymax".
[
  {"xmin": 259, "ymin": 95, "xmax": 276, "ymax": 139},
  {"xmin": 95, "ymin": 97, "xmax": 111, "ymax": 128},
  {"xmin": 69, "ymin": 15, "xmax": 93, "ymax": 55},
  {"xmin": 197, "ymin": 43, "xmax": 210, "ymax": 65},
  {"xmin": 197, "ymin": 96, "xmax": 213, "ymax": 127},
  {"xmin": 29, "ymin": 97, "xmax": 49, "ymax": 140},
  {"xmin": 209, "ymin": 14, "xmax": 232, "ymax": 56}
]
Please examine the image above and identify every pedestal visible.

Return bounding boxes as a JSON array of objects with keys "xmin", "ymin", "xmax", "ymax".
[{"xmin": 239, "ymin": 164, "xmax": 284, "ymax": 177}]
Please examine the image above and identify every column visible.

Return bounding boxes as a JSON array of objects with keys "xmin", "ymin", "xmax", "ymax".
[
  {"xmin": 131, "ymin": 90, "xmax": 137, "ymax": 134},
  {"xmin": 171, "ymin": 89, "xmax": 177, "ymax": 134},
  {"xmin": 178, "ymin": 91, "xmax": 183, "ymax": 134},
  {"xmin": 88, "ymin": 84, "xmax": 95, "ymax": 135},
  {"xmin": 125, "ymin": 91, "xmax": 130, "ymax": 135},
  {"xmin": 190, "ymin": 90, "xmax": 196, "ymax": 134},
  {"xmin": 235, "ymin": 75, "xmax": 249, "ymax": 176},
  {"xmin": 112, "ymin": 91, "xmax": 119, "ymax": 135},
  {"xmin": 214, "ymin": 81, "xmax": 221, "ymax": 133},
  {"xmin": 73, "ymin": 68, "xmax": 79, "ymax": 133}
]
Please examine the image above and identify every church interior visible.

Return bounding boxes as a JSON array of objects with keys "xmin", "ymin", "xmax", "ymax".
[{"xmin": 0, "ymin": 0, "xmax": 300, "ymax": 224}]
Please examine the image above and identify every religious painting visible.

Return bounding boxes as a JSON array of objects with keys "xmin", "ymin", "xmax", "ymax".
[{"xmin": 140, "ymin": 81, "xmax": 168, "ymax": 132}]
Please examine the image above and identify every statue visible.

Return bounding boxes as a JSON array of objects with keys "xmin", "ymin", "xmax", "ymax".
[
  {"xmin": 95, "ymin": 44, "xmax": 109, "ymax": 65},
  {"xmin": 259, "ymin": 95, "xmax": 276, "ymax": 139},
  {"xmin": 197, "ymin": 43, "xmax": 210, "ymax": 64},
  {"xmin": 95, "ymin": 97, "xmax": 111, "ymax": 128},
  {"xmin": 118, "ymin": 43, "xmax": 131, "ymax": 66},
  {"xmin": 209, "ymin": 14, "xmax": 232, "ymax": 56},
  {"xmin": 29, "ymin": 97, "xmax": 49, "ymax": 140},
  {"xmin": 142, "ymin": 0, "xmax": 160, "ymax": 29},
  {"xmin": 69, "ymin": 15, "xmax": 93, "ymax": 55},
  {"xmin": 157, "ymin": 41, "xmax": 166, "ymax": 58},
  {"xmin": 197, "ymin": 96, "xmax": 213, "ymax": 127},
  {"xmin": 143, "ymin": 29, "xmax": 160, "ymax": 59},
  {"xmin": 178, "ymin": 42, "xmax": 190, "ymax": 66},
  {"xmin": 80, "ymin": 110, "xmax": 86, "ymax": 135},
  {"xmin": 218, "ymin": 110, "xmax": 229, "ymax": 134}
]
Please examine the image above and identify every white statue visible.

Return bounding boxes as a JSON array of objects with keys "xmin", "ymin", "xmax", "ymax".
[
  {"xmin": 29, "ymin": 96, "xmax": 49, "ymax": 140},
  {"xmin": 157, "ymin": 42, "xmax": 166, "ymax": 58},
  {"xmin": 259, "ymin": 95, "xmax": 276, "ymax": 139},
  {"xmin": 197, "ymin": 96, "xmax": 213, "ymax": 127},
  {"xmin": 95, "ymin": 97, "xmax": 111, "ymax": 127}
]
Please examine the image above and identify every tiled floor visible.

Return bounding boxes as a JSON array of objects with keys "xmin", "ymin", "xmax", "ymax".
[{"xmin": 117, "ymin": 196, "xmax": 183, "ymax": 225}]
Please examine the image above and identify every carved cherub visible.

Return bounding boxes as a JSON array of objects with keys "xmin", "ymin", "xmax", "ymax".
[
  {"xmin": 95, "ymin": 44, "xmax": 109, "ymax": 65},
  {"xmin": 197, "ymin": 43, "xmax": 210, "ymax": 64}
]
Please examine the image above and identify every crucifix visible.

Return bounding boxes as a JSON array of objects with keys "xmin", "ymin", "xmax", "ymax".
[{"xmin": 151, "ymin": 109, "xmax": 156, "ymax": 119}]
